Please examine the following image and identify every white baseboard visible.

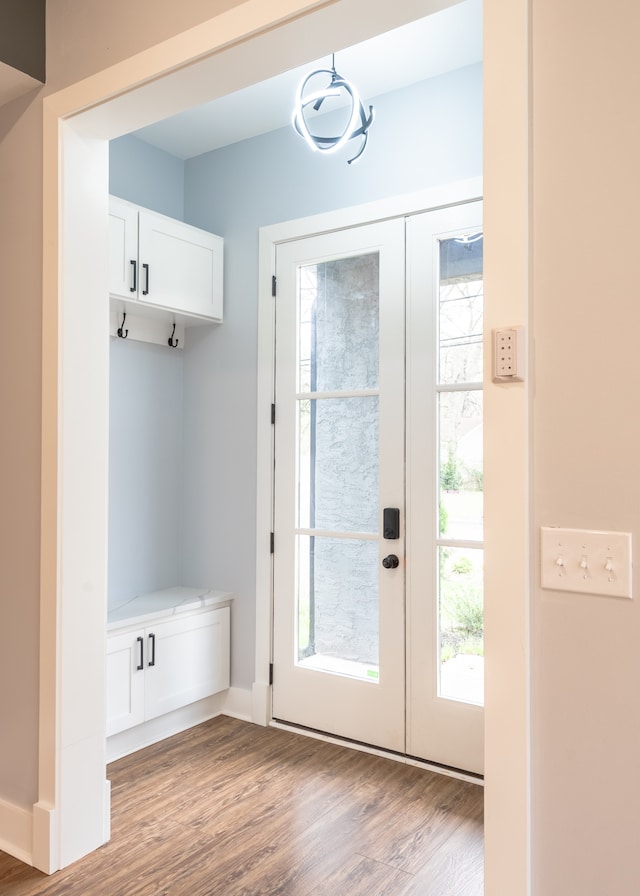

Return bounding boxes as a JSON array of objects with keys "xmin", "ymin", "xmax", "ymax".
[
  {"xmin": 251, "ymin": 679, "xmax": 271, "ymax": 725},
  {"xmin": 103, "ymin": 779, "xmax": 111, "ymax": 843},
  {"xmin": 0, "ymin": 796, "xmax": 33, "ymax": 867},
  {"xmin": 223, "ymin": 685, "xmax": 253, "ymax": 722},
  {"xmin": 1, "ymin": 689, "xmax": 253, "ymax": 870},
  {"xmin": 106, "ymin": 687, "xmax": 253, "ymax": 762},
  {"xmin": 32, "ymin": 801, "xmax": 57, "ymax": 874}
]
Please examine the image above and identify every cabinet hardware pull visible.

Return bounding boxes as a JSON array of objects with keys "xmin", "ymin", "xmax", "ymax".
[
  {"xmin": 148, "ymin": 632, "xmax": 156, "ymax": 667},
  {"xmin": 130, "ymin": 259, "xmax": 137, "ymax": 293},
  {"xmin": 136, "ymin": 636, "xmax": 144, "ymax": 671},
  {"xmin": 142, "ymin": 263, "xmax": 150, "ymax": 296}
]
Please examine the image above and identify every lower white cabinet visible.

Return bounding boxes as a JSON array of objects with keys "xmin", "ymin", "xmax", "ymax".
[{"xmin": 106, "ymin": 605, "xmax": 230, "ymax": 737}]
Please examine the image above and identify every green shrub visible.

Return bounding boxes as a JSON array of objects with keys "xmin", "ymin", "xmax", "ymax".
[
  {"xmin": 440, "ymin": 452, "xmax": 462, "ymax": 491},
  {"xmin": 439, "ymin": 501, "xmax": 448, "ymax": 537},
  {"xmin": 452, "ymin": 556, "xmax": 473, "ymax": 575},
  {"xmin": 440, "ymin": 581, "xmax": 483, "ymax": 638}
]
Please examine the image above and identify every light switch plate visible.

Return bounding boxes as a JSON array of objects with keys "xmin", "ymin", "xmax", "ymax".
[{"xmin": 541, "ymin": 527, "xmax": 632, "ymax": 598}]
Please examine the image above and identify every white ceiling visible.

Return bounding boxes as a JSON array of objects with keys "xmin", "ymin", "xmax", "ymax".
[{"xmin": 133, "ymin": 0, "xmax": 482, "ymax": 160}]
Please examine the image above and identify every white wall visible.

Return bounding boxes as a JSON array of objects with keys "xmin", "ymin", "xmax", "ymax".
[
  {"xmin": 108, "ymin": 340, "xmax": 184, "ymax": 606},
  {"xmin": 108, "ymin": 137, "xmax": 187, "ymax": 606},
  {"xmin": 0, "ymin": 0, "xmax": 248, "ymax": 820},
  {"xmin": 531, "ymin": 1, "xmax": 640, "ymax": 891}
]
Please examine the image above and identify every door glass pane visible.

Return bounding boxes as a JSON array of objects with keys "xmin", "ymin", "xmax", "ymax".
[
  {"xmin": 295, "ymin": 248, "xmax": 382, "ymax": 685},
  {"xmin": 438, "ymin": 236, "xmax": 483, "ymax": 385},
  {"xmin": 438, "ymin": 391, "xmax": 483, "ymax": 540},
  {"xmin": 298, "ymin": 396, "xmax": 379, "ymax": 533},
  {"xmin": 438, "ymin": 545, "xmax": 484, "ymax": 705},
  {"xmin": 297, "ymin": 535, "xmax": 379, "ymax": 681},
  {"xmin": 298, "ymin": 254, "xmax": 380, "ymax": 393}
]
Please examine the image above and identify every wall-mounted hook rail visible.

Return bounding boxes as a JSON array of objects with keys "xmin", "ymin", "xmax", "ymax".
[
  {"xmin": 117, "ymin": 312, "xmax": 128, "ymax": 339},
  {"xmin": 168, "ymin": 323, "xmax": 179, "ymax": 348}
]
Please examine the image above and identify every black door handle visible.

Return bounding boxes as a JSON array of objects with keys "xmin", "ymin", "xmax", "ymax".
[
  {"xmin": 382, "ymin": 554, "xmax": 400, "ymax": 569},
  {"xmin": 142, "ymin": 263, "xmax": 150, "ymax": 296},
  {"xmin": 136, "ymin": 636, "xmax": 144, "ymax": 671},
  {"xmin": 130, "ymin": 259, "xmax": 137, "ymax": 292},
  {"xmin": 148, "ymin": 633, "xmax": 156, "ymax": 667}
]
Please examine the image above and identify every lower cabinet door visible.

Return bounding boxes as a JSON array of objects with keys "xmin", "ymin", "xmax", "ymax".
[
  {"xmin": 144, "ymin": 607, "xmax": 230, "ymax": 721},
  {"xmin": 106, "ymin": 629, "xmax": 146, "ymax": 736}
]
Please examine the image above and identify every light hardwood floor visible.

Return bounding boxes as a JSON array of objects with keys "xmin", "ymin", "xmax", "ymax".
[{"xmin": 0, "ymin": 716, "xmax": 483, "ymax": 895}]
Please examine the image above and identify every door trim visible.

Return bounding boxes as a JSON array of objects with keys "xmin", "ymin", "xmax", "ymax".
[{"xmin": 254, "ymin": 178, "xmax": 483, "ymax": 726}]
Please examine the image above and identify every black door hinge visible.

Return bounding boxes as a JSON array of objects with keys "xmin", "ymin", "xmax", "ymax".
[
  {"xmin": 270, "ymin": 532, "xmax": 274, "ymax": 554},
  {"xmin": 269, "ymin": 663, "xmax": 274, "ymax": 685},
  {"xmin": 272, "ymin": 275, "xmax": 277, "ymax": 297},
  {"xmin": 271, "ymin": 403, "xmax": 276, "ymax": 424}
]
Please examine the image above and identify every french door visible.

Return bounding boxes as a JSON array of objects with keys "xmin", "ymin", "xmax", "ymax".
[{"xmin": 272, "ymin": 202, "xmax": 484, "ymax": 774}]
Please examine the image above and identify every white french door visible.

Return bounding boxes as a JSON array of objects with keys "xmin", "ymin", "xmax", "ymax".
[
  {"xmin": 271, "ymin": 201, "xmax": 484, "ymax": 774},
  {"xmin": 405, "ymin": 204, "xmax": 484, "ymax": 773},
  {"xmin": 272, "ymin": 220, "xmax": 406, "ymax": 752}
]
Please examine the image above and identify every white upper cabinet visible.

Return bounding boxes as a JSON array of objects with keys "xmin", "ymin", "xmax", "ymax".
[
  {"xmin": 109, "ymin": 196, "xmax": 224, "ymax": 324},
  {"xmin": 109, "ymin": 198, "xmax": 139, "ymax": 300}
]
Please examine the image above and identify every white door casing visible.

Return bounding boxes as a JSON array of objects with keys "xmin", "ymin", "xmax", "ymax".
[{"xmin": 38, "ymin": 0, "xmax": 531, "ymax": 883}]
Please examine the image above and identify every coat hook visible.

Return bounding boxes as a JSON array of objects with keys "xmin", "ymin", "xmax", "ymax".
[
  {"xmin": 117, "ymin": 312, "xmax": 128, "ymax": 339},
  {"xmin": 168, "ymin": 323, "xmax": 179, "ymax": 348}
]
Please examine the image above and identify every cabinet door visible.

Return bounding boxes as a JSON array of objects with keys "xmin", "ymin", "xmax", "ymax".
[
  {"xmin": 106, "ymin": 629, "xmax": 146, "ymax": 736},
  {"xmin": 138, "ymin": 210, "xmax": 223, "ymax": 321},
  {"xmin": 109, "ymin": 198, "xmax": 139, "ymax": 299},
  {"xmin": 144, "ymin": 607, "xmax": 230, "ymax": 721}
]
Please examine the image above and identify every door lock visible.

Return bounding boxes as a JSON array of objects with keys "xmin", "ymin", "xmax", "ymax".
[
  {"xmin": 383, "ymin": 507, "xmax": 400, "ymax": 539},
  {"xmin": 382, "ymin": 554, "xmax": 400, "ymax": 569}
]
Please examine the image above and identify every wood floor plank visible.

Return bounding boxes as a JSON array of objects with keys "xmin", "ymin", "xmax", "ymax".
[
  {"xmin": 304, "ymin": 854, "xmax": 413, "ymax": 896},
  {"xmin": 399, "ymin": 799, "xmax": 484, "ymax": 896},
  {"xmin": 0, "ymin": 716, "xmax": 484, "ymax": 896}
]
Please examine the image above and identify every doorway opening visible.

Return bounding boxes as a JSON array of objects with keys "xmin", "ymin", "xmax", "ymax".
[
  {"xmin": 104, "ymin": 0, "xmax": 483, "ymax": 764},
  {"xmin": 264, "ymin": 195, "xmax": 483, "ymax": 775},
  {"xmin": 40, "ymin": 0, "xmax": 532, "ymax": 886}
]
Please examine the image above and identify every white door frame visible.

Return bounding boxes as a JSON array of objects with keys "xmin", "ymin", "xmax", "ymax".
[
  {"xmin": 255, "ymin": 181, "xmax": 483, "ymax": 736},
  {"xmin": 39, "ymin": 0, "xmax": 530, "ymax": 890}
]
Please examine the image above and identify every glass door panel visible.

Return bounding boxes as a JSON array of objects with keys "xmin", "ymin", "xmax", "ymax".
[
  {"xmin": 438, "ymin": 545, "xmax": 484, "ymax": 705},
  {"xmin": 272, "ymin": 219, "xmax": 406, "ymax": 753},
  {"xmin": 406, "ymin": 201, "xmax": 484, "ymax": 775},
  {"xmin": 297, "ymin": 396, "xmax": 379, "ymax": 534},
  {"xmin": 296, "ymin": 253, "xmax": 381, "ymax": 681},
  {"xmin": 437, "ymin": 238, "xmax": 484, "ymax": 707},
  {"xmin": 296, "ymin": 534, "xmax": 380, "ymax": 679}
]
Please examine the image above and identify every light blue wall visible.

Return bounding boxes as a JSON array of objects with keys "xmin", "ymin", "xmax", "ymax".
[
  {"xmin": 107, "ymin": 65, "xmax": 482, "ymax": 678},
  {"xmin": 109, "ymin": 133, "xmax": 185, "ymax": 219},
  {"xmin": 108, "ymin": 339, "xmax": 184, "ymax": 605},
  {"xmin": 186, "ymin": 65, "xmax": 482, "ymax": 232},
  {"xmin": 182, "ymin": 64, "xmax": 483, "ymax": 689},
  {"xmin": 108, "ymin": 136, "xmax": 186, "ymax": 606}
]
